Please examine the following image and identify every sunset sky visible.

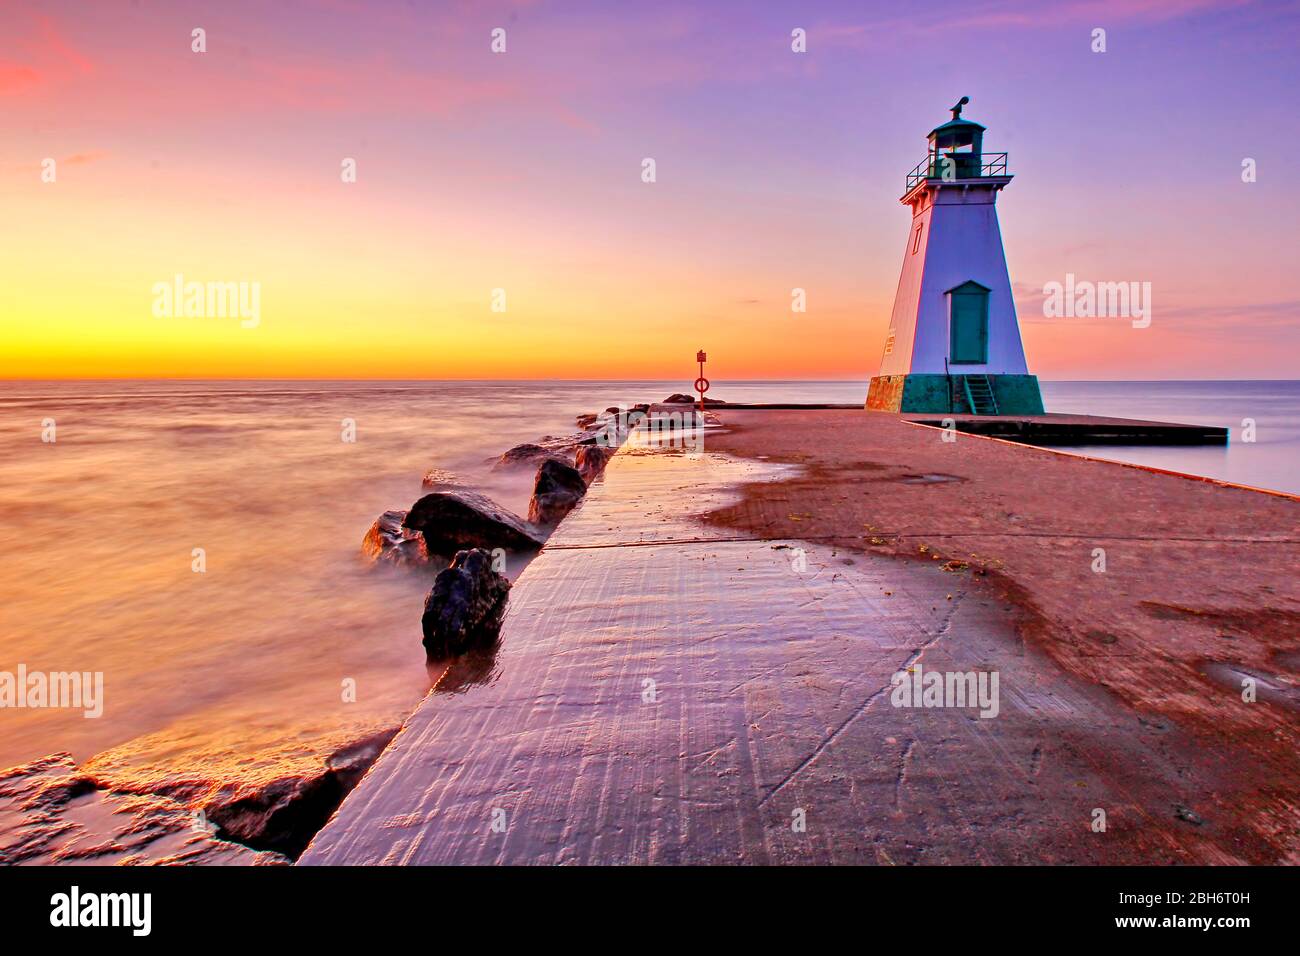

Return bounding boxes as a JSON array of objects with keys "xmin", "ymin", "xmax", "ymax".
[{"xmin": 2, "ymin": 0, "xmax": 1297, "ymax": 380}]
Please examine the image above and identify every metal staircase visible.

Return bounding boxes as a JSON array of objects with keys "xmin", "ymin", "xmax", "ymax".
[
  {"xmin": 964, "ymin": 374, "xmax": 999, "ymax": 415},
  {"xmin": 951, "ymin": 374, "xmax": 999, "ymax": 415}
]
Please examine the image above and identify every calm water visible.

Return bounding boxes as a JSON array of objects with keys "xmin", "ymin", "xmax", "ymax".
[
  {"xmin": 0, "ymin": 379, "xmax": 1294, "ymax": 787},
  {"xmin": 1041, "ymin": 380, "xmax": 1300, "ymax": 496}
]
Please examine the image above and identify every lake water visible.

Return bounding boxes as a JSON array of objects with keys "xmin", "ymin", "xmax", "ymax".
[
  {"xmin": 0, "ymin": 379, "xmax": 1294, "ymax": 791},
  {"xmin": 1040, "ymin": 380, "xmax": 1300, "ymax": 496}
]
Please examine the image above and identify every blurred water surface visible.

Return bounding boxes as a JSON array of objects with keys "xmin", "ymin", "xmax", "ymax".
[{"xmin": 0, "ymin": 379, "xmax": 1292, "ymax": 783}]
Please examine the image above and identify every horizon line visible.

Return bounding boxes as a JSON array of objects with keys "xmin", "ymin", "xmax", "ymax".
[{"xmin": 3, "ymin": 377, "xmax": 1299, "ymax": 385}]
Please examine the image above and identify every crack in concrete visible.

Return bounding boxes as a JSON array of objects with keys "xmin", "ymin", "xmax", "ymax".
[
  {"xmin": 893, "ymin": 738, "xmax": 917, "ymax": 814},
  {"xmin": 757, "ymin": 590, "xmax": 968, "ymax": 808}
]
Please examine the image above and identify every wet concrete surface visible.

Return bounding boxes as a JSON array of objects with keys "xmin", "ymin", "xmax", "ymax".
[{"xmin": 303, "ymin": 411, "xmax": 1298, "ymax": 864}]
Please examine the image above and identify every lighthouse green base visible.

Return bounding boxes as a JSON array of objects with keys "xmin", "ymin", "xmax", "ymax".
[{"xmin": 866, "ymin": 374, "xmax": 1045, "ymax": 415}]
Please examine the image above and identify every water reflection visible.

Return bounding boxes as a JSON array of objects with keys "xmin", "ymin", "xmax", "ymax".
[{"xmin": 429, "ymin": 638, "xmax": 503, "ymax": 696}]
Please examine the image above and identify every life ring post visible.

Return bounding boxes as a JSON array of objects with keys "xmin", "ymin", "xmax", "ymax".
[{"xmin": 694, "ymin": 351, "xmax": 709, "ymax": 423}]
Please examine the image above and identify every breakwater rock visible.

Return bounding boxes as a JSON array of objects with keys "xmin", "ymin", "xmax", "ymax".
[
  {"xmin": 403, "ymin": 490, "xmax": 543, "ymax": 558},
  {"xmin": 0, "ymin": 753, "xmax": 287, "ymax": 866},
  {"xmin": 575, "ymin": 444, "xmax": 613, "ymax": 484},
  {"xmin": 360, "ymin": 509, "xmax": 431, "ymax": 570},
  {"xmin": 528, "ymin": 458, "xmax": 587, "ymax": 525},
  {"xmin": 421, "ymin": 548, "xmax": 512, "ymax": 658}
]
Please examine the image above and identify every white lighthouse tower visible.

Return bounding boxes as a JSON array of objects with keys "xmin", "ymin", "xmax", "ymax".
[{"xmin": 867, "ymin": 98, "xmax": 1044, "ymax": 415}]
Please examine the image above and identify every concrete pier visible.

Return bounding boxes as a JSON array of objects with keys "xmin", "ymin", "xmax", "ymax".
[
  {"xmin": 302, "ymin": 409, "xmax": 1299, "ymax": 865},
  {"xmin": 668, "ymin": 405, "xmax": 1229, "ymax": 445},
  {"xmin": 905, "ymin": 412, "xmax": 1228, "ymax": 445}
]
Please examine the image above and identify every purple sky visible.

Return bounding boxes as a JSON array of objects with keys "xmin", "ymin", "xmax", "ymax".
[{"xmin": 3, "ymin": 0, "xmax": 1298, "ymax": 378}]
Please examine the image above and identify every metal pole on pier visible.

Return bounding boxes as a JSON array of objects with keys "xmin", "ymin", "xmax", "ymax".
[{"xmin": 695, "ymin": 350, "xmax": 709, "ymax": 426}]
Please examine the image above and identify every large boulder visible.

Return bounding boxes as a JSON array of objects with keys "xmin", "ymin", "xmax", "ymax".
[
  {"xmin": 360, "ymin": 510, "xmax": 430, "ymax": 569},
  {"xmin": 403, "ymin": 490, "xmax": 543, "ymax": 558},
  {"xmin": 421, "ymin": 549, "xmax": 511, "ymax": 658},
  {"xmin": 491, "ymin": 442, "xmax": 574, "ymax": 472},
  {"xmin": 575, "ymin": 444, "xmax": 614, "ymax": 484},
  {"xmin": 528, "ymin": 458, "xmax": 587, "ymax": 525},
  {"xmin": 201, "ymin": 728, "xmax": 398, "ymax": 859}
]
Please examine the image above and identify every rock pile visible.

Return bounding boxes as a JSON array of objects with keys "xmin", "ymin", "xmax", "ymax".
[{"xmin": 362, "ymin": 394, "xmax": 717, "ymax": 658}]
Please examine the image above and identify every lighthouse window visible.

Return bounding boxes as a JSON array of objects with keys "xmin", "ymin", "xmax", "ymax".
[{"xmin": 911, "ymin": 224, "xmax": 923, "ymax": 254}]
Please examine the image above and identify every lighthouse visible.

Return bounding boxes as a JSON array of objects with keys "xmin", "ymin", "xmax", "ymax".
[{"xmin": 867, "ymin": 98, "xmax": 1044, "ymax": 415}]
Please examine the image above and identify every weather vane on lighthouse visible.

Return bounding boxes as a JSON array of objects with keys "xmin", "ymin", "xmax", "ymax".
[{"xmin": 867, "ymin": 98, "xmax": 1044, "ymax": 415}]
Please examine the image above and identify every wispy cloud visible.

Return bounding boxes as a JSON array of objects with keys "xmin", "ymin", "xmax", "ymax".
[
  {"xmin": 1019, "ymin": 288, "xmax": 1299, "ymax": 333},
  {"xmin": 61, "ymin": 150, "xmax": 108, "ymax": 166},
  {"xmin": 0, "ymin": 12, "xmax": 94, "ymax": 96},
  {"xmin": 0, "ymin": 11, "xmax": 94, "ymax": 96},
  {"xmin": 1158, "ymin": 300, "xmax": 1300, "ymax": 330},
  {"xmin": 817, "ymin": 0, "xmax": 1241, "ymax": 47},
  {"xmin": 8, "ymin": 150, "xmax": 107, "ymax": 174},
  {"xmin": 0, "ymin": 62, "xmax": 40, "ymax": 95},
  {"xmin": 35, "ymin": 14, "xmax": 94, "ymax": 75}
]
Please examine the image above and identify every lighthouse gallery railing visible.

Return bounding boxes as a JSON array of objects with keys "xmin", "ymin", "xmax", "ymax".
[{"xmin": 905, "ymin": 152, "xmax": 1009, "ymax": 192}]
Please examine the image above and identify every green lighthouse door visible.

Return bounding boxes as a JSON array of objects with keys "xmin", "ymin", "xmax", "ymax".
[{"xmin": 948, "ymin": 281, "xmax": 990, "ymax": 364}]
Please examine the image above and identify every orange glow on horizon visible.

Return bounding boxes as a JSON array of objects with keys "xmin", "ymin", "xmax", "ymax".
[{"xmin": 2, "ymin": 3, "xmax": 1297, "ymax": 381}]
